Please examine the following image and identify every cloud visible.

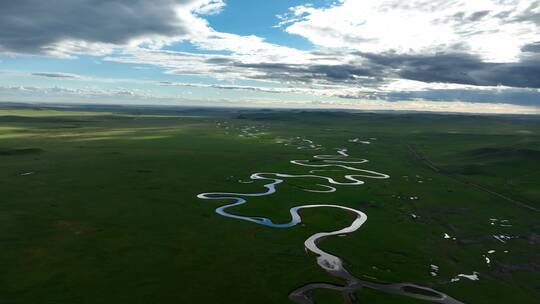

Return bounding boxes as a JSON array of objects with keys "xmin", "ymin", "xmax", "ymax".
[
  {"xmin": 339, "ymin": 85, "xmax": 540, "ymax": 106},
  {"xmin": 193, "ymin": 0, "xmax": 226, "ymax": 15},
  {"xmin": 522, "ymin": 42, "xmax": 540, "ymax": 53},
  {"xmin": 314, "ymin": 99, "xmax": 540, "ymax": 115},
  {"xmin": 0, "ymin": 0, "xmax": 217, "ymax": 56},
  {"xmin": 32, "ymin": 72, "xmax": 81, "ymax": 79},
  {"xmin": 15, "ymin": 67, "xmax": 540, "ymax": 107},
  {"xmin": 157, "ymin": 73, "xmax": 540, "ymax": 107},
  {"xmin": 1, "ymin": 0, "xmax": 539, "ymax": 111},
  {"xmin": 511, "ymin": 1, "xmax": 540, "ymax": 25},
  {"xmin": 1, "ymin": 85, "xmax": 538, "ymax": 115},
  {"xmin": 158, "ymin": 80, "xmax": 366, "ymax": 97},
  {"xmin": 280, "ymin": 0, "xmax": 540, "ymax": 62},
  {"xmin": 98, "ymin": 1, "xmax": 540, "ymax": 94},
  {"xmin": 0, "ymin": 85, "xmax": 153, "ymax": 99},
  {"xmin": 115, "ymin": 46, "xmax": 540, "ymax": 89},
  {"xmin": 358, "ymin": 52, "xmax": 540, "ymax": 88}
]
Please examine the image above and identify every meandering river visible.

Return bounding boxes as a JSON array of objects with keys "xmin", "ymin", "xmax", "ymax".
[{"xmin": 197, "ymin": 146, "xmax": 464, "ymax": 303}]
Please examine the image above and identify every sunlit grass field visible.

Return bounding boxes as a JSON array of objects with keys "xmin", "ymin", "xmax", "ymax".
[{"xmin": 1, "ymin": 105, "xmax": 539, "ymax": 303}]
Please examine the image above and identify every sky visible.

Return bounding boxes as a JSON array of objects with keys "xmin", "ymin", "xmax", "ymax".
[{"xmin": 1, "ymin": 0, "xmax": 540, "ymax": 114}]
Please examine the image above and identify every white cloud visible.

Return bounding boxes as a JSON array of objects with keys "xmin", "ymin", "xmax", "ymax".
[
  {"xmin": 193, "ymin": 0, "xmax": 226, "ymax": 15},
  {"xmin": 158, "ymin": 80, "xmax": 362, "ymax": 97},
  {"xmin": 281, "ymin": 0, "xmax": 540, "ymax": 62},
  {"xmin": 0, "ymin": 85, "xmax": 152, "ymax": 98},
  {"xmin": 321, "ymin": 99, "xmax": 540, "ymax": 115},
  {"xmin": 190, "ymin": 31, "xmax": 310, "ymax": 63}
]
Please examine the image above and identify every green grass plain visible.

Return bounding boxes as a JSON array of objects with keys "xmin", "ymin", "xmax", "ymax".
[{"xmin": 1, "ymin": 105, "xmax": 539, "ymax": 303}]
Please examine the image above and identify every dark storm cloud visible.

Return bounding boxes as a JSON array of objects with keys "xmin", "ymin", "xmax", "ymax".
[
  {"xmin": 0, "ymin": 0, "xmax": 199, "ymax": 54},
  {"xmin": 333, "ymin": 87, "xmax": 540, "ymax": 107},
  {"xmin": 382, "ymin": 88, "xmax": 540, "ymax": 106},
  {"xmin": 232, "ymin": 61, "xmax": 381, "ymax": 84},
  {"xmin": 359, "ymin": 52, "xmax": 483, "ymax": 85},
  {"xmin": 309, "ymin": 64, "xmax": 378, "ymax": 79},
  {"xmin": 213, "ymin": 51, "xmax": 540, "ymax": 89},
  {"xmin": 522, "ymin": 42, "xmax": 540, "ymax": 53},
  {"xmin": 357, "ymin": 52, "xmax": 540, "ymax": 89}
]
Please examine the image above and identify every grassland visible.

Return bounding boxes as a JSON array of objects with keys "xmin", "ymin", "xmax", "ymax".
[{"xmin": 1, "ymin": 104, "xmax": 539, "ymax": 303}]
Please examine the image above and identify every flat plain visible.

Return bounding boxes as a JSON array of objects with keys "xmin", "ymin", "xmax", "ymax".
[{"xmin": 1, "ymin": 105, "xmax": 539, "ymax": 303}]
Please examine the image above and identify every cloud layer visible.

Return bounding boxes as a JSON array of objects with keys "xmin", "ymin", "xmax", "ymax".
[
  {"xmin": 280, "ymin": 0, "xmax": 540, "ymax": 62},
  {"xmin": 0, "ymin": 0, "xmax": 539, "ymax": 112},
  {"xmin": 0, "ymin": 0, "xmax": 220, "ymax": 55},
  {"xmin": 1, "ymin": 84, "xmax": 538, "ymax": 115}
]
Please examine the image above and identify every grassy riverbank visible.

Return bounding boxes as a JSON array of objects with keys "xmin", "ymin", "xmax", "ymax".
[{"xmin": 1, "ymin": 104, "xmax": 539, "ymax": 303}]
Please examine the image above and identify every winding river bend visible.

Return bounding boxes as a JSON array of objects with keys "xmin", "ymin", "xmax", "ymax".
[{"xmin": 198, "ymin": 147, "xmax": 464, "ymax": 303}]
